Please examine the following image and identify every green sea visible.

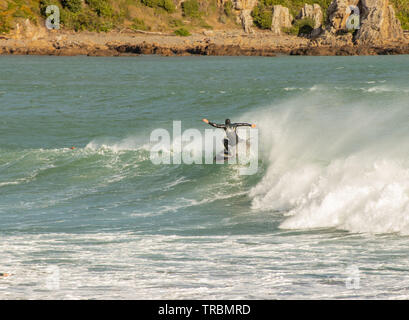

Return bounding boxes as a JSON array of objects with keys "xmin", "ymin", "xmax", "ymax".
[{"xmin": 1, "ymin": 55, "xmax": 409, "ymax": 299}]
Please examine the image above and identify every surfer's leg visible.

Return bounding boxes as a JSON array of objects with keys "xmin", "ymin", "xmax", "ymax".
[{"xmin": 223, "ymin": 138, "xmax": 229, "ymax": 155}]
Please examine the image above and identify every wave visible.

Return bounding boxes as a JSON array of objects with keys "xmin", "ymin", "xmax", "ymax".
[
  {"xmin": 361, "ymin": 85, "xmax": 409, "ymax": 93},
  {"xmin": 282, "ymin": 84, "xmax": 409, "ymax": 94},
  {"xmin": 85, "ymin": 136, "xmax": 151, "ymax": 153},
  {"xmin": 241, "ymin": 90, "xmax": 409, "ymax": 235},
  {"xmin": 5, "ymin": 82, "xmax": 409, "ymax": 235},
  {"xmin": 85, "ymin": 128, "xmax": 258, "ymax": 167}
]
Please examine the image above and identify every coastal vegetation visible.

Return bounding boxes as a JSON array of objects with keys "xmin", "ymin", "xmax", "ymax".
[
  {"xmin": 174, "ymin": 26, "xmax": 190, "ymax": 35},
  {"xmin": 283, "ymin": 17, "xmax": 315, "ymax": 35},
  {"xmin": 392, "ymin": 0, "xmax": 409, "ymax": 29},
  {"xmin": 0, "ymin": 0, "xmax": 408, "ymax": 34}
]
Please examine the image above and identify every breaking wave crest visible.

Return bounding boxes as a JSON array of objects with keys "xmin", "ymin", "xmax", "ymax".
[{"xmin": 245, "ymin": 91, "xmax": 409, "ymax": 235}]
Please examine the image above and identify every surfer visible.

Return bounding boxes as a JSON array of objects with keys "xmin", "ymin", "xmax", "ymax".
[{"xmin": 202, "ymin": 118, "xmax": 256, "ymax": 155}]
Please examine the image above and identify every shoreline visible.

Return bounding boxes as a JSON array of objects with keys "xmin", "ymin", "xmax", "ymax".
[{"xmin": 1, "ymin": 30, "xmax": 409, "ymax": 57}]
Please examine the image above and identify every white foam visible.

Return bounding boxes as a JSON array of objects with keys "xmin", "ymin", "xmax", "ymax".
[
  {"xmin": 242, "ymin": 92, "xmax": 409, "ymax": 235},
  {"xmin": 161, "ymin": 177, "xmax": 191, "ymax": 190},
  {"xmin": 86, "ymin": 136, "xmax": 150, "ymax": 153},
  {"xmin": 361, "ymin": 85, "xmax": 409, "ymax": 93},
  {"xmin": 2, "ymin": 231, "xmax": 409, "ymax": 299}
]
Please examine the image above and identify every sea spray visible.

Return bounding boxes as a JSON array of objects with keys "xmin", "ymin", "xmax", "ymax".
[{"xmin": 245, "ymin": 93, "xmax": 409, "ymax": 234}]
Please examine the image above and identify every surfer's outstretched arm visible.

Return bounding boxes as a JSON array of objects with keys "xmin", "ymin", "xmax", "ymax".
[
  {"xmin": 202, "ymin": 119, "xmax": 226, "ymax": 129},
  {"xmin": 233, "ymin": 122, "xmax": 256, "ymax": 128}
]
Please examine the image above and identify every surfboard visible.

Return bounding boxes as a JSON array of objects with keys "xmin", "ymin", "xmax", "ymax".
[
  {"xmin": 214, "ymin": 138, "xmax": 250, "ymax": 162},
  {"xmin": 214, "ymin": 152, "xmax": 234, "ymax": 162}
]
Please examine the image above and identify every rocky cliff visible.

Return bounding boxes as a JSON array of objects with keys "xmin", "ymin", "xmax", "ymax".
[
  {"xmin": 297, "ymin": 4, "xmax": 323, "ymax": 29},
  {"xmin": 232, "ymin": 0, "xmax": 258, "ymax": 33},
  {"xmin": 1, "ymin": 0, "xmax": 408, "ymax": 56},
  {"xmin": 271, "ymin": 5, "xmax": 293, "ymax": 35},
  {"xmin": 319, "ymin": 0, "xmax": 404, "ymax": 45},
  {"xmin": 356, "ymin": 0, "xmax": 404, "ymax": 44}
]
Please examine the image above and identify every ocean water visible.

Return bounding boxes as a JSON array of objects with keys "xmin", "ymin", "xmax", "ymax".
[{"xmin": 1, "ymin": 55, "xmax": 409, "ymax": 299}]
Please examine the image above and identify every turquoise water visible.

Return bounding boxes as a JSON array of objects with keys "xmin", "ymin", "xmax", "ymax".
[{"xmin": 1, "ymin": 55, "xmax": 409, "ymax": 299}]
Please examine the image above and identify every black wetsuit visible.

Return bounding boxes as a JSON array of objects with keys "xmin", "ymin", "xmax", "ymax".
[{"xmin": 207, "ymin": 121, "xmax": 252, "ymax": 155}]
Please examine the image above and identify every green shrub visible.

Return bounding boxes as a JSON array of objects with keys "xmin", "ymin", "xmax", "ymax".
[
  {"xmin": 39, "ymin": 0, "xmax": 60, "ymax": 17},
  {"xmin": 61, "ymin": 0, "xmax": 83, "ymax": 13},
  {"xmin": 169, "ymin": 18, "xmax": 184, "ymax": 28},
  {"xmin": 298, "ymin": 23, "xmax": 313, "ymax": 35},
  {"xmin": 60, "ymin": 6, "xmax": 115, "ymax": 32},
  {"xmin": 223, "ymin": 0, "xmax": 233, "ymax": 17},
  {"xmin": 10, "ymin": 5, "xmax": 37, "ymax": 23},
  {"xmin": 85, "ymin": 0, "xmax": 113, "ymax": 17},
  {"xmin": 141, "ymin": 0, "xmax": 175, "ymax": 13},
  {"xmin": 284, "ymin": 17, "xmax": 315, "ymax": 36},
  {"xmin": 12, "ymin": 10, "xmax": 28, "ymax": 18},
  {"xmin": 391, "ymin": 0, "xmax": 409, "ymax": 30},
  {"xmin": 281, "ymin": 26, "xmax": 296, "ymax": 35},
  {"xmin": 182, "ymin": 0, "xmax": 200, "ymax": 18},
  {"xmin": 174, "ymin": 27, "xmax": 190, "ymax": 36},
  {"xmin": 397, "ymin": 12, "xmax": 409, "ymax": 29},
  {"xmin": 39, "ymin": 0, "xmax": 119, "ymax": 32},
  {"xmin": 251, "ymin": 4, "xmax": 272, "ymax": 29},
  {"xmin": 98, "ymin": 20, "xmax": 114, "ymax": 32},
  {"xmin": 199, "ymin": 19, "xmax": 212, "ymax": 29},
  {"xmin": 131, "ymin": 17, "xmax": 150, "ymax": 30},
  {"xmin": 0, "ymin": 14, "xmax": 12, "ymax": 34},
  {"xmin": 162, "ymin": 0, "xmax": 176, "ymax": 13},
  {"xmin": 60, "ymin": 8, "xmax": 92, "ymax": 31},
  {"xmin": 141, "ymin": 0, "xmax": 153, "ymax": 7}
]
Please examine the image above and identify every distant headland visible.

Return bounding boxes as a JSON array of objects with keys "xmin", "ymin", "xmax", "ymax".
[{"xmin": 1, "ymin": 0, "xmax": 408, "ymax": 56}]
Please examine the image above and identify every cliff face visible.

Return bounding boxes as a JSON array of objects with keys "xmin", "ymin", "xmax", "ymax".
[
  {"xmin": 271, "ymin": 5, "xmax": 293, "ymax": 35},
  {"xmin": 297, "ymin": 4, "xmax": 323, "ymax": 29},
  {"xmin": 326, "ymin": 0, "xmax": 360, "ymax": 34},
  {"xmin": 8, "ymin": 18, "xmax": 47, "ymax": 40},
  {"xmin": 232, "ymin": 0, "xmax": 257, "ymax": 10},
  {"xmin": 321, "ymin": 0, "xmax": 404, "ymax": 45},
  {"xmin": 356, "ymin": 0, "xmax": 404, "ymax": 44},
  {"xmin": 232, "ymin": 0, "xmax": 258, "ymax": 33}
]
